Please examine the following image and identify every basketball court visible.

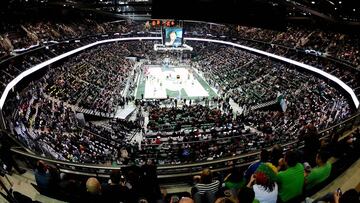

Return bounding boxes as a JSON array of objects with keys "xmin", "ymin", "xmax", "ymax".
[{"xmin": 135, "ymin": 65, "xmax": 217, "ymax": 100}]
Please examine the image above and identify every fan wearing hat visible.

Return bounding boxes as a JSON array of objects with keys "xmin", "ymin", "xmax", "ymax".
[{"xmin": 247, "ymin": 163, "xmax": 278, "ymax": 203}]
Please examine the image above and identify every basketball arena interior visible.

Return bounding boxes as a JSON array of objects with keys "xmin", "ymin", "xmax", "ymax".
[{"xmin": 0, "ymin": 0, "xmax": 359, "ymax": 203}]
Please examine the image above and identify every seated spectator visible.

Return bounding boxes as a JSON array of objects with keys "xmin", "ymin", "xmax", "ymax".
[
  {"xmin": 244, "ymin": 149, "xmax": 270, "ymax": 180},
  {"xmin": 214, "ymin": 197, "xmax": 234, "ymax": 203},
  {"xmin": 193, "ymin": 168, "xmax": 220, "ymax": 195},
  {"xmin": 58, "ymin": 173, "xmax": 82, "ymax": 201},
  {"xmin": 192, "ymin": 168, "xmax": 220, "ymax": 203},
  {"xmin": 276, "ymin": 150, "xmax": 304, "ymax": 203},
  {"xmin": 102, "ymin": 170, "xmax": 131, "ymax": 203},
  {"xmin": 237, "ymin": 187, "xmax": 257, "ymax": 203},
  {"xmin": 179, "ymin": 197, "xmax": 195, "ymax": 203},
  {"xmin": 335, "ymin": 189, "xmax": 360, "ymax": 203},
  {"xmin": 305, "ymin": 150, "xmax": 332, "ymax": 190},
  {"xmin": 138, "ymin": 198, "xmax": 149, "ymax": 203},
  {"xmin": 270, "ymin": 144, "xmax": 283, "ymax": 168},
  {"xmin": 83, "ymin": 177, "xmax": 102, "ymax": 202},
  {"xmin": 223, "ymin": 167, "xmax": 245, "ymax": 191},
  {"xmin": 248, "ymin": 164, "xmax": 278, "ymax": 203},
  {"xmin": 306, "ymin": 188, "xmax": 360, "ymax": 203}
]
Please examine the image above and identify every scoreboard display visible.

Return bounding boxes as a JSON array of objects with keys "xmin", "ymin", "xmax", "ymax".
[
  {"xmin": 149, "ymin": 19, "xmax": 181, "ymax": 28},
  {"xmin": 163, "ymin": 27, "xmax": 183, "ymax": 47},
  {"xmin": 151, "ymin": 19, "xmax": 183, "ymax": 47},
  {"xmin": 147, "ymin": 19, "xmax": 184, "ymax": 47}
]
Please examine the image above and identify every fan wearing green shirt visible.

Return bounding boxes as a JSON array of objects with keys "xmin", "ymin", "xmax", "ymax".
[
  {"xmin": 276, "ymin": 150, "xmax": 304, "ymax": 203},
  {"xmin": 305, "ymin": 150, "xmax": 332, "ymax": 190}
]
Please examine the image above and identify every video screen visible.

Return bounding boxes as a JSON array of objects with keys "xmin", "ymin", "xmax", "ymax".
[{"xmin": 163, "ymin": 27, "xmax": 183, "ymax": 47}]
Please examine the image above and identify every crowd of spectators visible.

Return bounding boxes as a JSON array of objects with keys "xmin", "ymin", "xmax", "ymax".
[
  {"xmin": 184, "ymin": 128, "xmax": 360, "ymax": 203},
  {"xmin": 147, "ymin": 104, "xmax": 226, "ymax": 131},
  {"xmin": 188, "ymin": 41, "xmax": 352, "ymax": 138},
  {"xmin": 0, "ymin": 19, "xmax": 359, "ymax": 67},
  {"xmin": 27, "ymin": 127, "xmax": 360, "ymax": 202},
  {"xmin": 0, "ymin": 19, "xmax": 136, "ymax": 54},
  {"xmin": 0, "ymin": 18, "xmax": 359, "ymax": 203},
  {"xmin": 184, "ymin": 22, "xmax": 360, "ymax": 67},
  {"xmin": 232, "ymin": 39, "xmax": 360, "ymax": 98},
  {"xmin": 2, "ymin": 20, "xmax": 360, "ymax": 101},
  {"xmin": 5, "ymin": 39, "xmax": 354, "ymax": 167},
  {"xmin": 32, "ymin": 159, "xmax": 162, "ymax": 203},
  {"xmin": 13, "ymin": 80, "xmax": 140, "ymax": 165},
  {"xmin": 214, "ymin": 24, "xmax": 360, "ymax": 67},
  {"xmin": 45, "ymin": 42, "xmax": 137, "ymax": 114},
  {"xmin": 185, "ymin": 23, "xmax": 360, "ymax": 99}
]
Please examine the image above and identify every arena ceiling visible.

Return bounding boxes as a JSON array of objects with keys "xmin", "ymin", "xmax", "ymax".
[
  {"xmin": 1, "ymin": 0, "xmax": 360, "ymax": 28},
  {"xmin": 282, "ymin": 0, "xmax": 360, "ymax": 23}
]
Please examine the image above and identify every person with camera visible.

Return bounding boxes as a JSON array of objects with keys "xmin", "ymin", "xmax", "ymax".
[{"xmin": 305, "ymin": 188, "xmax": 360, "ymax": 203}]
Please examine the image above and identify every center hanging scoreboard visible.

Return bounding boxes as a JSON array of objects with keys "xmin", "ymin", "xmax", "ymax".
[{"xmin": 150, "ymin": 20, "xmax": 192, "ymax": 51}]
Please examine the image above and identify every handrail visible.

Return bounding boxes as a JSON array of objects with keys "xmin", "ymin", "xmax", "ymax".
[
  {"xmin": 10, "ymin": 137, "xmax": 301, "ymax": 170},
  {"xmin": 9, "ymin": 113, "xmax": 360, "ymax": 170},
  {"xmin": 144, "ymin": 132, "xmax": 254, "ymax": 146},
  {"xmin": 0, "ymin": 129, "xmax": 34, "ymax": 154},
  {"xmin": 58, "ymin": 160, "xmax": 254, "ymax": 179},
  {"xmin": 9, "ymin": 112, "xmax": 360, "ymax": 171},
  {"xmin": 10, "ymin": 147, "xmax": 128, "ymax": 170},
  {"xmin": 8, "ymin": 112, "xmax": 359, "ymax": 180},
  {"xmin": 318, "ymin": 112, "xmax": 360, "ymax": 134}
]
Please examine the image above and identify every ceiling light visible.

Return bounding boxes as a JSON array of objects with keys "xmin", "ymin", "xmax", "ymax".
[
  {"xmin": 338, "ymin": 1, "xmax": 342, "ymax": 4},
  {"xmin": 311, "ymin": 1, "xmax": 315, "ymax": 4}
]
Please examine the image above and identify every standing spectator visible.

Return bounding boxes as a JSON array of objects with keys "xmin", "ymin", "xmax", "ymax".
[
  {"xmin": 102, "ymin": 170, "xmax": 131, "ymax": 203},
  {"xmin": 0, "ymin": 134, "xmax": 26, "ymax": 175},
  {"xmin": 34, "ymin": 160, "xmax": 58, "ymax": 195},
  {"xmin": 140, "ymin": 159, "xmax": 162, "ymax": 203},
  {"xmin": 300, "ymin": 122, "xmax": 320, "ymax": 166}
]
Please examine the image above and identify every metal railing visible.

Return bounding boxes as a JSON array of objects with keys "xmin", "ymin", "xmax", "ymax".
[{"xmin": 8, "ymin": 112, "xmax": 360, "ymax": 179}]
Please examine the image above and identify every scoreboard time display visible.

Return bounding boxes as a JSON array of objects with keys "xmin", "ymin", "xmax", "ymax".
[{"xmin": 149, "ymin": 19, "xmax": 181, "ymax": 28}]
